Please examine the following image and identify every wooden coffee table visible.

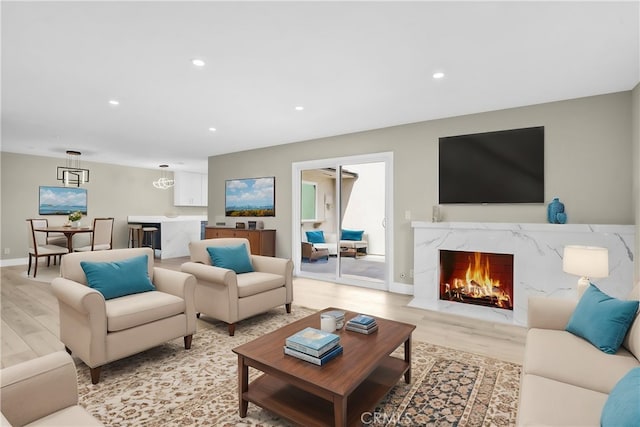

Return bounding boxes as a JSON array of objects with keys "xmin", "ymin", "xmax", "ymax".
[{"xmin": 232, "ymin": 308, "xmax": 415, "ymax": 427}]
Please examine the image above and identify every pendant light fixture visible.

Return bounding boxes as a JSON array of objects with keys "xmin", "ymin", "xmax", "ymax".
[
  {"xmin": 153, "ymin": 164, "xmax": 175, "ymax": 189},
  {"xmin": 57, "ymin": 150, "xmax": 90, "ymax": 187}
]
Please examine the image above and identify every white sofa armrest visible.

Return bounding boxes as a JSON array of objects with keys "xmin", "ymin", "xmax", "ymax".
[
  {"xmin": 152, "ymin": 267, "xmax": 197, "ymax": 334},
  {"xmin": 527, "ymin": 296, "xmax": 578, "ymax": 330},
  {"xmin": 1, "ymin": 352, "xmax": 79, "ymax": 426}
]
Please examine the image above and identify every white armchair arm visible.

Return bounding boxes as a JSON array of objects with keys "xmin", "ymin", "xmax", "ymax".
[
  {"xmin": 152, "ymin": 267, "xmax": 197, "ymax": 334},
  {"xmin": 1, "ymin": 352, "xmax": 81, "ymax": 426}
]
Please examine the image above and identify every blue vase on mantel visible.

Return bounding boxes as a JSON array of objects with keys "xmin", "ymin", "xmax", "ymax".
[{"xmin": 547, "ymin": 197, "xmax": 567, "ymax": 224}]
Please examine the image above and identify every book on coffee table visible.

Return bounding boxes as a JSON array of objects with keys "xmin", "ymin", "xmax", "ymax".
[
  {"xmin": 346, "ymin": 324, "xmax": 378, "ymax": 334},
  {"xmin": 285, "ymin": 327, "xmax": 340, "ymax": 357},
  {"xmin": 283, "ymin": 344, "xmax": 343, "ymax": 366}
]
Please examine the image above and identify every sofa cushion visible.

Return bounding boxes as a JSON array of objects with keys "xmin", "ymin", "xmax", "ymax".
[
  {"xmin": 524, "ymin": 328, "xmax": 639, "ymax": 394},
  {"xmin": 566, "ymin": 283, "xmax": 639, "ymax": 354},
  {"xmin": 341, "ymin": 229, "xmax": 364, "ymax": 241},
  {"xmin": 601, "ymin": 367, "xmax": 640, "ymax": 427},
  {"xmin": 206, "ymin": 244, "xmax": 253, "ymax": 274},
  {"xmin": 517, "ymin": 374, "xmax": 608, "ymax": 426},
  {"xmin": 237, "ymin": 272, "xmax": 284, "ymax": 298},
  {"xmin": 623, "ymin": 282, "xmax": 640, "ymax": 359},
  {"xmin": 305, "ymin": 230, "xmax": 325, "ymax": 244},
  {"xmin": 80, "ymin": 255, "xmax": 155, "ymax": 300},
  {"xmin": 105, "ymin": 291, "xmax": 185, "ymax": 332}
]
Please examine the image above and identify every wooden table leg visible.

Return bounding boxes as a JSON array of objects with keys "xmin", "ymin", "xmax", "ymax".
[
  {"xmin": 404, "ymin": 335, "xmax": 412, "ymax": 384},
  {"xmin": 333, "ymin": 395, "xmax": 347, "ymax": 427},
  {"xmin": 238, "ymin": 355, "xmax": 249, "ymax": 417}
]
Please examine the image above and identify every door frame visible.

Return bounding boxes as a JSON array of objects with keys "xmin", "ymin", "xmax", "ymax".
[{"xmin": 292, "ymin": 152, "xmax": 394, "ymax": 290}]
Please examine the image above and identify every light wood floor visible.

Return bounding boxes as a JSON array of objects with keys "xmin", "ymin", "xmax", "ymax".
[{"xmin": 1, "ymin": 257, "xmax": 526, "ymax": 369}]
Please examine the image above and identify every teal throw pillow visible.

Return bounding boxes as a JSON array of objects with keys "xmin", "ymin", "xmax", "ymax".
[
  {"xmin": 601, "ymin": 367, "xmax": 640, "ymax": 427},
  {"xmin": 306, "ymin": 230, "xmax": 325, "ymax": 244},
  {"xmin": 565, "ymin": 284, "xmax": 639, "ymax": 354},
  {"xmin": 206, "ymin": 244, "xmax": 254, "ymax": 274},
  {"xmin": 341, "ymin": 229, "xmax": 364, "ymax": 241},
  {"xmin": 80, "ymin": 255, "xmax": 155, "ymax": 300}
]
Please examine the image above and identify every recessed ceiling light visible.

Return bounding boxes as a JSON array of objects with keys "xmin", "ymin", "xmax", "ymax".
[
  {"xmin": 295, "ymin": 106, "xmax": 304, "ymax": 111},
  {"xmin": 433, "ymin": 72, "xmax": 445, "ymax": 79},
  {"xmin": 192, "ymin": 59, "xmax": 205, "ymax": 67},
  {"xmin": 108, "ymin": 99, "xmax": 120, "ymax": 106},
  {"xmin": 208, "ymin": 127, "xmax": 216, "ymax": 132}
]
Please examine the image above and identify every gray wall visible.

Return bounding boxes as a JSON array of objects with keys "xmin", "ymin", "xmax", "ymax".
[
  {"xmin": 0, "ymin": 153, "xmax": 207, "ymax": 263},
  {"xmin": 633, "ymin": 83, "xmax": 640, "ymax": 282},
  {"xmin": 208, "ymin": 92, "xmax": 635, "ymax": 285}
]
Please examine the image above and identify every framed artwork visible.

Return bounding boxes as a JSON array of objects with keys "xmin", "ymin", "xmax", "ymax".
[
  {"xmin": 225, "ymin": 177, "xmax": 275, "ymax": 217},
  {"xmin": 39, "ymin": 186, "xmax": 88, "ymax": 215}
]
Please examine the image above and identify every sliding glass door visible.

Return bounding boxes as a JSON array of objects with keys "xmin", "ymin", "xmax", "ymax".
[{"xmin": 293, "ymin": 153, "xmax": 392, "ymax": 290}]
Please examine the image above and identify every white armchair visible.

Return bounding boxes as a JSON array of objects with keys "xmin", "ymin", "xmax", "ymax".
[
  {"xmin": 51, "ymin": 248, "xmax": 196, "ymax": 384},
  {"xmin": 181, "ymin": 238, "xmax": 293, "ymax": 336},
  {"xmin": 1, "ymin": 351, "xmax": 103, "ymax": 426}
]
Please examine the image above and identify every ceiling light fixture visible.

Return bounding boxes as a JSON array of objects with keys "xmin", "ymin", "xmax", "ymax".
[
  {"xmin": 108, "ymin": 99, "xmax": 120, "ymax": 106},
  {"xmin": 295, "ymin": 106, "xmax": 304, "ymax": 111},
  {"xmin": 433, "ymin": 72, "xmax": 445, "ymax": 79},
  {"xmin": 153, "ymin": 164, "xmax": 175, "ymax": 189},
  {"xmin": 191, "ymin": 59, "xmax": 205, "ymax": 67},
  {"xmin": 57, "ymin": 150, "xmax": 90, "ymax": 187},
  {"xmin": 208, "ymin": 127, "xmax": 216, "ymax": 132}
]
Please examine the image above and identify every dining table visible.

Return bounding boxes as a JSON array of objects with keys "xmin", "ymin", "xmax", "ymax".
[{"xmin": 34, "ymin": 225, "xmax": 94, "ymax": 253}]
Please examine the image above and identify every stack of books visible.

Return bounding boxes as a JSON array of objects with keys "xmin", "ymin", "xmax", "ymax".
[
  {"xmin": 345, "ymin": 314, "xmax": 378, "ymax": 334},
  {"xmin": 284, "ymin": 327, "xmax": 343, "ymax": 366}
]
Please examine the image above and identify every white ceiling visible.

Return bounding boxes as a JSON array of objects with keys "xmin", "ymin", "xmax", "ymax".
[{"xmin": 2, "ymin": 1, "xmax": 639, "ymax": 174}]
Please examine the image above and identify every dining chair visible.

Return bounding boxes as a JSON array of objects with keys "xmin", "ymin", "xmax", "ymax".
[
  {"xmin": 30, "ymin": 218, "xmax": 68, "ymax": 248},
  {"xmin": 26, "ymin": 219, "xmax": 69, "ymax": 278},
  {"xmin": 74, "ymin": 217, "xmax": 114, "ymax": 252}
]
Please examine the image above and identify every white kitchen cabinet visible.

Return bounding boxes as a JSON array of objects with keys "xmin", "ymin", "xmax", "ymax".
[{"xmin": 173, "ymin": 172, "xmax": 208, "ymax": 206}]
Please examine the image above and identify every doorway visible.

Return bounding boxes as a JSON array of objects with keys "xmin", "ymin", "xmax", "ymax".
[{"xmin": 292, "ymin": 152, "xmax": 393, "ymax": 290}]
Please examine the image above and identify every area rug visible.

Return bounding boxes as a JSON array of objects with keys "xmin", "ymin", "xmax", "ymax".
[{"xmin": 76, "ymin": 307, "xmax": 521, "ymax": 426}]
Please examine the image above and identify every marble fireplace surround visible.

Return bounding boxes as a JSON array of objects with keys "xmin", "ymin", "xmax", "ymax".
[{"xmin": 410, "ymin": 222, "xmax": 635, "ymax": 326}]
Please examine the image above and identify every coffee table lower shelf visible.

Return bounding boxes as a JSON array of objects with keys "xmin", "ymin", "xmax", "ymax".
[{"xmin": 243, "ymin": 355, "xmax": 409, "ymax": 427}]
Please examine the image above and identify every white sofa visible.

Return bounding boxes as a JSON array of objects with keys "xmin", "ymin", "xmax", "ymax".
[
  {"xmin": 517, "ymin": 282, "xmax": 640, "ymax": 426},
  {"xmin": 302, "ymin": 231, "xmax": 368, "ymax": 256}
]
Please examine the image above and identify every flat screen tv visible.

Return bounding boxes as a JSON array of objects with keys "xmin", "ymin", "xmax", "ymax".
[
  {"xmin": 39, "ymin": 186, "xmax": 88, "ymax": 215},
  {"xmin": 438, "ymin": 126, "xmax": 544, "ymax": 204}
]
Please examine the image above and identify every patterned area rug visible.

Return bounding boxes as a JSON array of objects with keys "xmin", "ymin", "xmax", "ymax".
[{"xmin": 76, "ymin": 307, "xmax": 521, "ymax": 426}]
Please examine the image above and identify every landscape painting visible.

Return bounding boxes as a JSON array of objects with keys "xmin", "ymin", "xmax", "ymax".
[
  {"xmin": 225, "ymin": 177, "xmax": 275, "ymax": 217},
  {"xmin": 39, "ymin": 186, "xmax": 88, "ymax": 215}
]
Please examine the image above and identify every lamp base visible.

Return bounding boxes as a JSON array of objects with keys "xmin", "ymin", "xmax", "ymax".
[{"xmin": 577, "ymin": 277, "xmax": 591, "ymax": 298}]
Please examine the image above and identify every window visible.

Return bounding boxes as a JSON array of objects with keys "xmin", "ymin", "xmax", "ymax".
[{"xmin": 301, "ymin": 181, "xmax": 317, "ymax": 221}]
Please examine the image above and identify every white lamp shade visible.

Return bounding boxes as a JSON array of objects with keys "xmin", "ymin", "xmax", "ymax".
[{"xmin": 562, "ymin": 245, "xmax": 609, "ymax": 278}]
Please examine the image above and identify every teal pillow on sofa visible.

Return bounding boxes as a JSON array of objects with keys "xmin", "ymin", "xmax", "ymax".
[
  {"xmin": 341, "ymin": 229, "xmax": 364, "ymax": 241},
  {"xmin": 80, "ymin": 255, "xmax": 155, "ymax": 300},
  {"xmin": 305, "ymin": 230, "xmax": 325, "ymax": 244},
  {"xmin": 601, "ymin": 367, "xmax": 640, "ymax": 427},
  {"xmin": 207, "ymin": 244, "xmax": 254, "ymax": 274},
  {"xmin": 565, "ymin": 284, "xmax": 639, "ymax": 354}
]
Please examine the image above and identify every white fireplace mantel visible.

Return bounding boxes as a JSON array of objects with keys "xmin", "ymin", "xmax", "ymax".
[{"xmin": 410, "ymin": 221, "xmax": 635, "ymax": 326}]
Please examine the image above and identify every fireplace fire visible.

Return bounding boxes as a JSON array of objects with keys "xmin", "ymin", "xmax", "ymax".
[{"xmin": 439, "ymin": 250, "xmax": 514, "ymax": 310}]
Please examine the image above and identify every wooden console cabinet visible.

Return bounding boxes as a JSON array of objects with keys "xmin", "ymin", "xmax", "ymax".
[{"xmin": 204, "ymin": 227, "xmax": 276, "ymax": 257}]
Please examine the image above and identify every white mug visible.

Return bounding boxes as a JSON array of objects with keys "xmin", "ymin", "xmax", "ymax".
[{"xmin": 320, "ymin": 314, "xmax": 336, "ymax": 332}]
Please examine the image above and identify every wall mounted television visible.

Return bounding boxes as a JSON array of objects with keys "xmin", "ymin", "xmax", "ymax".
[
  {"xmin": 438, "ymin": 126, "xmax": 544, "ymax": 204},
  {"xmin": 39, "ymin": 186, "xmax": 88, "ymax": 215}
]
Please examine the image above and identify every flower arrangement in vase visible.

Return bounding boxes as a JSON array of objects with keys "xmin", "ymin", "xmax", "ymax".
[{"xmin": 68, "ymin": 211, "xmax": 82, "ymax": 227}]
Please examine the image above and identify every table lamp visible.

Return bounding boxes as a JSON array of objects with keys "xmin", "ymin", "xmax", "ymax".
[{"xmin": 562, "ymin": 245, "xmax": 609, "ymax": 297}]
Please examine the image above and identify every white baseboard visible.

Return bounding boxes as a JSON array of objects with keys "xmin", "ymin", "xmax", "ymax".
[
  {"xmin": 0, "ymin": 257, "xmax": 28, "ymax": 267},
  {"xmin": 389, "ymin": 281, "xmax": 413, "ymax": 295}
]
